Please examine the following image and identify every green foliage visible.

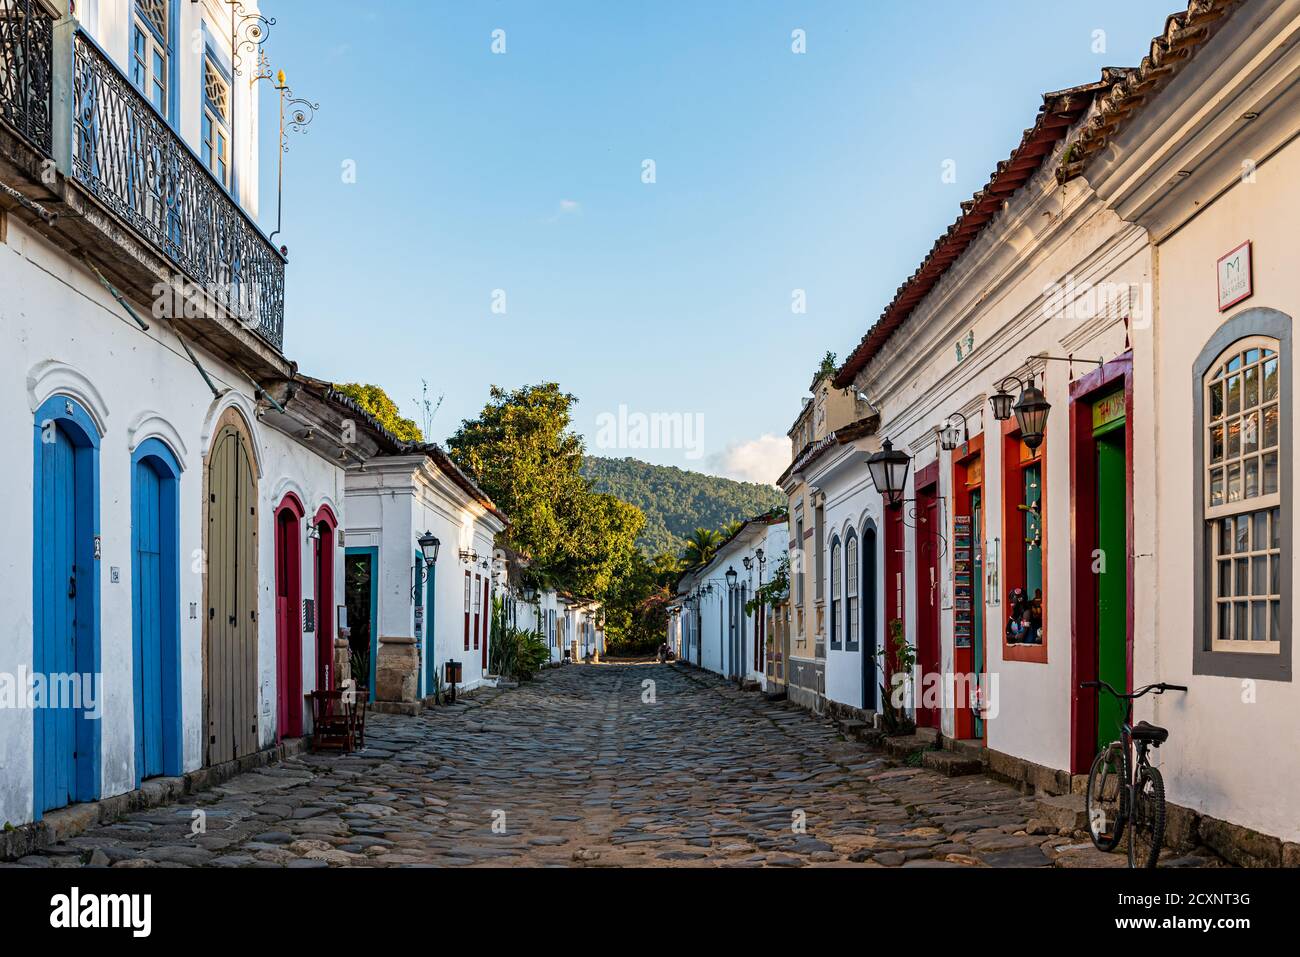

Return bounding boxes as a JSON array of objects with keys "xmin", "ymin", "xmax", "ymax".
[
  {"xmin": 681, "ymin": 527, "xmax": 725, "ymax": 568},
  {"xmin": 581, "ymin": 456, "xmax": 784, "ymax": 557},
  {"xmin": 876, "ymin": 618, "xmax": 916, "ymax": 734},
  {"xmin": 745, "ymin": 554, "xmax": 790, "ymax": 615},
  {"xmin": 491, "ymin": 624, "xmax": 550, "ymax": 682},
  {"xmin": 816, "ymin": 351, "xmax": 838, "ymax": 381},
  {"xmin": 335, "ymin": 382, "xmax": 423, "ymax": 442},
  {"xmin": 447, "ymin": 384, "xmax": 646, "ymax": 639}
]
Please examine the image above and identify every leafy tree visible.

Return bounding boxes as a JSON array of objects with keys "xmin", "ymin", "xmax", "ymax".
[
  {"xmin": 582, "ymin": 456, "xmax": 784, "ymax": 556},
  {"xmin": 335, "ymin": 382, "xmax": 423, "ymax": 442},
  {"xmin": 447, "ymin": 384, "xmax": 647, "ymax": 644},
  {"xmin": 681, "ymin": 527, "xmax": 725, "ymax": 568},
  {"xmin": 447, "ymin": 383, "xmax": 589, "ymax": 569}
]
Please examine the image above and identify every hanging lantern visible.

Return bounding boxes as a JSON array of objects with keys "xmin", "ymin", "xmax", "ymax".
[
  {"xmin": 1014, "ymin": 380, "xmax": 1052, "ymax": 450},
  {"xmin": 866, "ymin": 438, "xmax": 912, "ymax": 509},
  {"xmin": 989, "ymin": 388, "xmax": 1016, "ymax": 422}
]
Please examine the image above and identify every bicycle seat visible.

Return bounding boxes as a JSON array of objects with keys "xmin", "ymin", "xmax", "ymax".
[{"xmin": 1130, "ymin": 721, "xmax": 1169, "ymax": 745}]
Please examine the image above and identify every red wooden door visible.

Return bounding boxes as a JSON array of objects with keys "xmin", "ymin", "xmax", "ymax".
[
  {"xmin": 274, "ymin": 499, "xmax": 303, "ymax": 740},
  {"xmin": 915, "ymin": 481, "xmax": 942, "ymax": 729},
  {"xmin": 315, "ymin": 514, "xmax": 335, "ymax": 691}
]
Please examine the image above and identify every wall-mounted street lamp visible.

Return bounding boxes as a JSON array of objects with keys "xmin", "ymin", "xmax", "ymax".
[
  {"xmin": 989, "ymin": 357, "xmax": 1103, "ymax": 451},
  {"xmin": 458, "ymin": 548, "xmax": 479, "ymax": 564},
  {"xmin": 940, "ymin": 411, "xmax": 972, "ymax": 452},
  {"xmin": 742, "ymin": 556, "xmax": 753, "ymax": 571},
  {"xmin": 755, "ymin": 548, "xmax": 766, "ymax": 567},
  {"xmin": 725, "ymin": 566, "xmax": 739, "ymax": 591},
  {"xmin": 866, "ymin": 438, "xmax": 912, "ymax": 510},
  {"xmin": 411, "ymin": 531, "xmax": 439, "ymax": 599},
  {"xmin": 306, "ymin": 522, "xmax": 320, "ymax": 543}
]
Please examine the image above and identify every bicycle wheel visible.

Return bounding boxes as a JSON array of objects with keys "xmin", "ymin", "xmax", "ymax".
[
  {"xmin": 1128, "ymin": 764, "xmax": 1166, "ymax": 869},
  {"xmin": 1085, "ymin": 743, "xmax": 1127, "ymax": 851}
]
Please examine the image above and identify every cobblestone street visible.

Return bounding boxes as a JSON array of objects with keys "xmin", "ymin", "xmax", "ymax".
[{"xmin": 8, "ymin": 664, "xmax": 1221, "ymax": 868}]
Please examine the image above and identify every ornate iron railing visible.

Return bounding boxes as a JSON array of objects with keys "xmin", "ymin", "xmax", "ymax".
[
  {"xmin": 0, "ymin": 0, "xmax": 53, "ymax": 151},
  {"xmin": 71, "ymin": 31, "xmax": 286, "ymax": 350}
]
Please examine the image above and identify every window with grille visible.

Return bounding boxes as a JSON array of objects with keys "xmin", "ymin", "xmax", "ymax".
[
  {"xmin": 1205, "ymin": 336, "xmax": 1281, "ymax": 654},
  {"xmin": 845, "ymin": 530, "xmax": 859, "ymax": 652},
  {"xmin": 202, "ymin": 55, "xmax": 231, "ymax": 187},
  {"xmin": 131, "ymin": 2, "xmax": 169, "ymax": 116}
]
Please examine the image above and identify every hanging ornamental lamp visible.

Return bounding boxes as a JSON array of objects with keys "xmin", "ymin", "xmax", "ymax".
[
  {"xmin": 866, "ymin": 438, "xmax": 912, "ymax": 509},
  {"xmin": 1014, "ymin": 380, "xmax": 1052, "ymax": 450}
]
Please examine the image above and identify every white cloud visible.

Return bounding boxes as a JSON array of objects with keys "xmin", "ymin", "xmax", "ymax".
[
  {"xmin": 706, "ymin": 434, "xmax": 789, "ymax": 486},
  {"xmin": 545, "ymin": 199, "xmax": 582, "ymax": 222}
]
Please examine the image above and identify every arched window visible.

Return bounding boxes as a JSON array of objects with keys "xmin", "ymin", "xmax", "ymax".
[
  {"xmin": 845, "ymin": 530, "xmax": 860, "ymax": 652},
  {"xmin": 829, "ymin": 536, "xmax": 842, "ymax": 650},
  {"xmin": 1204, "ymin": 337, "xmax": 1281, "ymax": 652},
  {"xmin": 1193, "ymin": 309, "xmax": 1291, "ymax": 682}
]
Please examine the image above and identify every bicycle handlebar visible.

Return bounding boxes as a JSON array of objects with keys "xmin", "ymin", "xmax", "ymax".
[{"xmin": 1079, "ymin": 680, "xmax": 1188, "ymax": 699}]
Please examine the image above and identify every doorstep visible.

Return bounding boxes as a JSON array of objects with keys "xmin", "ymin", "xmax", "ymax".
[{"xmin": 0, "ymin": 736, "xmax": 307, "ymax": 861}]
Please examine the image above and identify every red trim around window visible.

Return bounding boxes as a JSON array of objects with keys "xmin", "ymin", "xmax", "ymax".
[
  {"xmin": 1002, "ymin": 416, "xmax": 1048, "ymax": 664},
  {"xmin": 463, "ymin": 570, "xmax": 471, "ymax": 650}
]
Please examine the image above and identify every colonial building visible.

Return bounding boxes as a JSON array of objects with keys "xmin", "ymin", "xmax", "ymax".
[
  {"xmin": 805, "ymin": 0, "xmax": 1295, "ymax": 859},
  {"xmin": 331, "ymin": 383, "xmax": 509, "ymax": 709},
  {"xmin": 1, "ymin": 0, "xmax": 346, "ymax": 831},
  {"xmin": 1058, "ymin": 0, "xmax": 1298, "ymax": 858},
  {"xmin": 776, "ymin": 370, "xmax": 870, "ymax": 709},
  {"xmin": 675, "ymin": 513, "xmax": 788, "ymax": 686}
]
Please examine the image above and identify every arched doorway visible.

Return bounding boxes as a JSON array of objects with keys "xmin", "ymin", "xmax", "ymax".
[
  {"xmin": 204, "ymin": 409, "xmax": 259, "ymax": 766},
  {"xmin": 274, "ymin": 494, "xmax": 304, "ymax": 740},
  {"xmin": 132, "ymin": 438, "xmax": 183, "ymax": 783},
  {"xmin": 313, "ymin": 506, "xmax": 337, "ymax": 693},
  {"xmin": 862, "ymin": 521, "xmax": 878, "ymax": 711},
  {"xmin": 32, "ymin": 394, "xmax": 102, "ymax": 816}
]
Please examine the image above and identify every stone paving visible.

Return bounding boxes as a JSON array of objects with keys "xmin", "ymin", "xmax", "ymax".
[{"xmin": 5, "ymin": 663, "xmax": 1223, "ymax": 868}]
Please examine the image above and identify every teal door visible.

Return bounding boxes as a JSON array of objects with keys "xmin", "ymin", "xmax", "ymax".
[
  {"xmin": 424, "ymin": 561, "xmax": 437, "ymax": 694},
  {"xmin": 413, "ymin": 551, "xmax": 425, "ymax": 696}
]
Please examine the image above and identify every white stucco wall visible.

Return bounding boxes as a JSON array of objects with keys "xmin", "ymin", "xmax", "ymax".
[
  {"xmin": 1142, "ymin": 134, "xmax": 1300, "ymax": 843},
  {"xmin": 1, "ymin": 216, "xmax": 343, "ymax": 828}
]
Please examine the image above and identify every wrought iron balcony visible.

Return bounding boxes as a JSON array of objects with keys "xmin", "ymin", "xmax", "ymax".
[
  {"xmin": 0, "ymin": 0, "xmax": 53, "ymax": 152},
  {"xmin": 2, "ymin": 6, "xmax": 287, "ymax": 353},
  {"xmin": 70, "ymin": 31, "xmax": 286, "ymax": 350}
]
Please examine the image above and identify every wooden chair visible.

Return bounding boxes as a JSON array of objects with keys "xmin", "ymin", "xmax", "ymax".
[
  {"xmin": 305, "ymin": 690, "xmax": 353, "ymax": 753},
  {"xmin": 350, "ymin": 687, "xmax": 368, "ymax": 749}
]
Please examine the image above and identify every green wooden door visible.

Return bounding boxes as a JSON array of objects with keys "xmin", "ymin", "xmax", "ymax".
[{"xmin": 1095, "ymin": 426, "xmax": 1128, "ymax": 749}]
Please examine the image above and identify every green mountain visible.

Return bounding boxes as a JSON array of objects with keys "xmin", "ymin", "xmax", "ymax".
[{"xmin": 581, "ymin": 456, "xmax": 785, "ymax": 559}]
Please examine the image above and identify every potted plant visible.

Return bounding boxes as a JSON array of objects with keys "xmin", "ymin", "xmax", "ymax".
[{"xmin": 875, "ymin": 618, "xmax": 916, "ymax": 735}]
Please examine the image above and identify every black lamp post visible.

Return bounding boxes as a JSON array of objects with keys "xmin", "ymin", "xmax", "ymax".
[
  {"xmin": 725, "ymin": 566, "xmax": 738, "ymax": 591},
  {"xmin": 866, "ymin": 438, "xmax": 912, "ymax": 510}
]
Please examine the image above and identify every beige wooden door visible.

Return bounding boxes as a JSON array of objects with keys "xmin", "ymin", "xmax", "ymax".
[{"xmin": 205, "ymin": 420, "xmax": 259, "ymax": 765}]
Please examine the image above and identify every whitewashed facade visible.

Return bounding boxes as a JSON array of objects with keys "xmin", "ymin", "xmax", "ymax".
[{"xmin": 1, "ymin": 0, "xmax": 345, "ymax": 832}]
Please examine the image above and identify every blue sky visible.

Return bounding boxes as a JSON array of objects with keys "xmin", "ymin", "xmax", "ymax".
[{"xmin": 258, "ymin": 0, "xmax": 1178, "ymax": 484}]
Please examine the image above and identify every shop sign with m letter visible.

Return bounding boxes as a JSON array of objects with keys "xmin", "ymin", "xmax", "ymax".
[{"xmin": 1217, "ymin": 241, "xmax": 1253, "ymax": 312}]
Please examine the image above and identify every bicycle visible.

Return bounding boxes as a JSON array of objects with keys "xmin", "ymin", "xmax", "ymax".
[{"xmin": 1080, "ymin": 679, "xmax": 1187, "ymax": 869}]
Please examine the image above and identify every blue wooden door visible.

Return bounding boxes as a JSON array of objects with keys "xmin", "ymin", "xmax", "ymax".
[
  {"xmin": 36, "ymin": 422, "xmax": 78, "ymax": 812},
  {"xmin": 134, "ymin": 458, "xmax": 165, "ymax": 778}
]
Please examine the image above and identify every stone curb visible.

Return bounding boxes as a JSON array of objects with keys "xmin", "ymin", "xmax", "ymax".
[{"xmin": 1, "ymin": 736, "xmax": 308, "ymax": 862}]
